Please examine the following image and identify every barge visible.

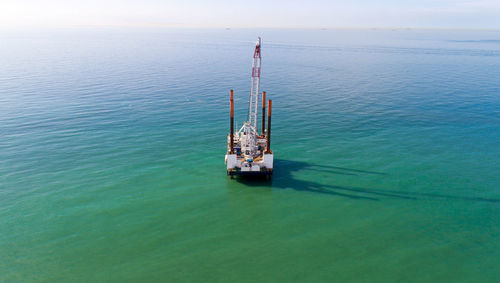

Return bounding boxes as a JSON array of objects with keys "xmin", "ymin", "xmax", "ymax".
[{"xmin": 225, "ymin": 37, "xmax": 274, "ymax": 178}]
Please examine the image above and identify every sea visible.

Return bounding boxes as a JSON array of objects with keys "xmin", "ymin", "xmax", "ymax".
[{"xmin": 1, "ymin": 28, "xmax": 499, "ymax": 282}]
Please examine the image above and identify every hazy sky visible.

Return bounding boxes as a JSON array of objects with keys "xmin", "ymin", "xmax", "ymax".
[{"xmin": 1, "ymin": 0, "xmax": 499, "ymax": 29}]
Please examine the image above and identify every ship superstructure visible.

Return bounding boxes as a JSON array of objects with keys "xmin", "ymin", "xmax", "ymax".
[{"xmin": 225, "ymin": 37, "xmax": 273, "ymax": 178}]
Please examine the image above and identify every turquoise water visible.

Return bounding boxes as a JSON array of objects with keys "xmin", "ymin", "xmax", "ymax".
[{"xmin": 1, "ymin": 28, "xmax": 499, "ymax": 282}]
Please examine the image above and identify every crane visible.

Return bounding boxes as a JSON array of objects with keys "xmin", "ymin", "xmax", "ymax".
[{"xmin": 248, "ymin": 37, "xmax": 262, "ymax": 131}]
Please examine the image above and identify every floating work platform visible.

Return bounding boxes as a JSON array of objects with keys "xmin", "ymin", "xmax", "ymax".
[
  {"xmin": 225, "ymin": 90, "xmax": 273, "ymax": 177},
  {"xmin": 225, "ymin": 37, "xmax": 274, "ymax": 178}
]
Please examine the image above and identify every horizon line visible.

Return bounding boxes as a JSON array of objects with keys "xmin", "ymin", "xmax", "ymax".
[{"xmin": 1, "ymin": 24, "xmax": 500, "ymax": 32}]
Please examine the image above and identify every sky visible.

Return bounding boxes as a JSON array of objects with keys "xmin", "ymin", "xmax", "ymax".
[{"xmin": 1, "ymin": 0, "xmax": 499, "ymax": 29}]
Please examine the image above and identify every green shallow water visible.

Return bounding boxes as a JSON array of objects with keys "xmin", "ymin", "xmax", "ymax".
[{"xmin": 1, "ymin": 28, "xmax": 499, "ymax": 282}]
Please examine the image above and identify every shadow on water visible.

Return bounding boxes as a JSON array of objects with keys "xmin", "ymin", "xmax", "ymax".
[{"xmin": 235, "ymin": 159, "xmax": 500, "ymax": 203}]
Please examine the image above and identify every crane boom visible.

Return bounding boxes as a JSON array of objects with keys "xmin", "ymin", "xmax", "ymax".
[{"xmin": 248, "ymin": 37, "xmax": 261, "ymax": 130}]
